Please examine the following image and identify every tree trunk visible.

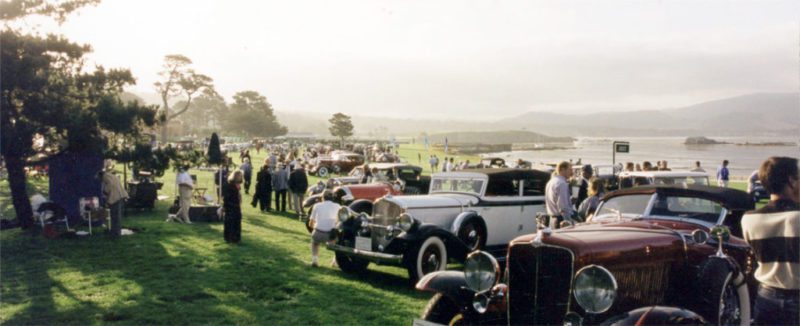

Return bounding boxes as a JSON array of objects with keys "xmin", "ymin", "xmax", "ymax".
[
  {"xmin": 161, "ymin": 123, "xmax": 169, "ymax": 144},
  {"xmin": 6, "ymin": 155, "xmax": 34, "ymax": 229}
]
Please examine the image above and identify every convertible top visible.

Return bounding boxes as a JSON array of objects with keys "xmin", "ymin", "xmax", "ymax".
[
  {"xmin": 463, "ymin": 168, "xmax": 551, "ymax": 180},
  {"xmin": 603, "ymin": 184, "xmax": 754, "ymax": 211}
]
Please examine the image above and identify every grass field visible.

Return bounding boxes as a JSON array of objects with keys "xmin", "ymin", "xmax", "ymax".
[{"xmin": 0, "ymin": 144, "xmax": 751, "ymax": 325}]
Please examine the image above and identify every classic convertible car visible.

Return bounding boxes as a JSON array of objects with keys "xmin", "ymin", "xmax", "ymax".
[
  {"xmin": 308, "ymin": 151, "xmax": 365, "ymax": 177},
  {"xmin": 303, "ymin": 163, "xmax": 431, "ymax": 217},
  {"xmin": 415, "ymin": 185, "xmax": 756, "ymax": 325},
  {"xmin": 328, "ymin": 168, "xmax": 551, "ymax": 283}
]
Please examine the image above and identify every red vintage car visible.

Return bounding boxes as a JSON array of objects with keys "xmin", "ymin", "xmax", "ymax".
[
  {"xmin": 416, "ymin": 185, "xmax": 757, "ymax": 325},
  {"xmin": 308, "ymin": 151, "xmax": 365, "ymax": 177}
]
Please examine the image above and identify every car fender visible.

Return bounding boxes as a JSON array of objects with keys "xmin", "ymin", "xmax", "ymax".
[
  {"xmin": 397, "ymin": 224, "xmax": 470, "ymax": 262},
  {"xmin": 450, "ymin": 211, "xmax": 484, "ymax": 234},
  {"xmin": 601, "ymin": 306, "xmax": 709, "ymax": 325},
  {"xmin": 303, "ymin": 194, "xmax": 322, "ymax": 208},
  {"xmin": 415, "ymin": 271, "xmax": 475, "ymax": 307},
  {"xmin": 348, "ymin": 199, "xmax": 373, "ymax": 214}
]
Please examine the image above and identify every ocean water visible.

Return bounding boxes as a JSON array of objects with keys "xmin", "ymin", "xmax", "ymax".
[{"xmin": 486, "ymin": 136, "xmax": 800, "ymax": 178}]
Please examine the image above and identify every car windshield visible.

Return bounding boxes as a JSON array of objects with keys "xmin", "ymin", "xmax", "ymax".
[
  {"xmin": 595, "ymin": 193, "xmax": 724, "ymax": 225},
  {"xmin": 648, "ymin": 195, "xmax": 723, "ymax": 225},
  {"xmin": 430, "ymin": 177, "xmax": 485, "ymax": 195},
  {"xmin": 595, "ymin": 194, "xmax": 652, "ymax": 220}
]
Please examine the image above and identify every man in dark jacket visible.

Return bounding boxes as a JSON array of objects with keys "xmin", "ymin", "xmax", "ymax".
[
  {"xmin": 575, "ymin": 164, "xmax": 592, "ymax": 210},
  {"xmin": 251, "ymin": 163, "xmax": 273, "ymax": 212},
  {"xmin": 288, "ymin": 162, "xmax": 309, "ymax": 218}
]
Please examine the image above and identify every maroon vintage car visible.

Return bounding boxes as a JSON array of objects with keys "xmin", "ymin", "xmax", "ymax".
[
  {"xmin": 415, "ymin": 185, "xmax": 756, "ymax": 325},
  {"xmin": 308, "ymin": 151, "xmax": 365, "ymax": 177},
  {"xmin": 304, "ymin": 163, "xmax": 430, "ymax": 211}
]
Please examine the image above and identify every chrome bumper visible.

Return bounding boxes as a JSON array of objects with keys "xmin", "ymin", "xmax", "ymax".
[{"xmin": 326, "ymin": 243, "xmax": 403, "ymax": 264}]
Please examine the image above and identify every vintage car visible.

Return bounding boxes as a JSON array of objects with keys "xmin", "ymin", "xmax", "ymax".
[
  {"xmin": 618, "ymin": 171, "xmax": 709, "ymax": 189},
  {"xmin": 414, "ymin": 185, "xmax": 756, "ymax": 325},
  {"xmin": 303, "ymin": 163, "xmax": 432, "ymax": 220},
  {"xmin": 308, "ymin": 151, "xmax": 365, "ymax": 177},
  {"xmin": 327, "ymin": 168, "xmax": 551, "ymax": 283}
]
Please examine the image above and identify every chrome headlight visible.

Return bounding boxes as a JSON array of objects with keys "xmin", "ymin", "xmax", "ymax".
[
  {"xmin": 337, "ymin": 207, "xmax": 350, "ymax": 222},
  {"xmin": 464, "ymin": 251, "xmax": 500, "ymax": 293},
  {"xmin": 397, "ymin": 213, "xmax": 417, "ymax": 232},
  {"xmin": 573, "ymin": 265, "xmax": 617, "ymax": 314}
]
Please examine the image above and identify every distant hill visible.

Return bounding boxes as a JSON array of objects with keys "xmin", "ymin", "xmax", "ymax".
[
  {"xmin": 131, "ymin": 92, "xmax": 799, "ymax": 138},
  {"xmin": 496, "ymin": 93, "xmax": 799, "ymax": 137}
]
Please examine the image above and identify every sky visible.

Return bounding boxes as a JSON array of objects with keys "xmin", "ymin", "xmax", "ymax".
[{"xmin": 13, "ymin": 0, "xmax": 800, "ymax": 119}]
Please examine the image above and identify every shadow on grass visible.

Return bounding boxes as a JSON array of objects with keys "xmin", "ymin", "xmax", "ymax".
[{"xmin": 1, "ymin": 204, "xmax": 426, "ymax": 325}]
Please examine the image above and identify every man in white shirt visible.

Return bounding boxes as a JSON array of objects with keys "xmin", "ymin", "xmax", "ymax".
[
  {"xmin": 545, "ymin": 161, "xmax": 575, "ymax": 227},
  {"xmin": 171, "ymin": 167, "xmax": 194, "ymax": 224},
  {"xmin": 309, "ymin": 191, "xmax": 341, "ymax": 267}
]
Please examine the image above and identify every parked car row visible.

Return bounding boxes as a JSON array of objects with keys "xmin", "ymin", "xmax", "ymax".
[{"xmin": 298, "ymin": 161, "xmax": 759, "ymax": 325}]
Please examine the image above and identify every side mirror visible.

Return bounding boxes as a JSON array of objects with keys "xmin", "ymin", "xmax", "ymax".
[{"xmin": 691, "ymin": 229, "xmax": 709, "ymax": 244}]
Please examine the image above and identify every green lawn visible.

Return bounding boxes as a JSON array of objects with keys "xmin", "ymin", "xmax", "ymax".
[
  {"xmin": 0, "ymin": 144, "xmax": 753, "ymax": 325},
  {"xmin": 1, "ymin": 147, "xmax": 442, "ymax": 325}
]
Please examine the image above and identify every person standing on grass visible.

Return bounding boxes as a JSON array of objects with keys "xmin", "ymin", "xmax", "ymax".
[
  {"xmin": 272, "ymin": 163, "xmax": 289, "ymax": 212},
  {"xmin": 545, "ymin": 161, "xmax": 576, "ymax": 227},
  {"xmin": 251, "ymin": 163, "xmax": 272, "ymax": 212},
  {"xmin": 241, "ymin": 158, "xmax": 252, "ymax": 195},
  {"xmin": 173, "ymin": 166, "xmax": 193, "ymax": 224},
  {"xmin": 575, "ymin": 165, "xmax": 593, "ymax": 210},
  {"xmin": 717, "ymin": 160, "xmax": 730, "ymax": 187},
  {"xmin": 99, "ymin": 169, "xmax": 128, "ymax": 237},
  {"xmin": 289, "ymin": 161, "xmax": 309, "ymax": 218},
  {"xmin": 309, "ymin": 190, "xmax": 340, "ymax": 267},
  {"xmin": 691, "ymin": 161, "xmax": 705, "ymax": 173},
  {"xmin": 222, "ymin": 170, "xmax": 244, "ymax": 243},
  {"xmin": 741, "ymin": 157, "xmax": 799, "ymax": 325}
]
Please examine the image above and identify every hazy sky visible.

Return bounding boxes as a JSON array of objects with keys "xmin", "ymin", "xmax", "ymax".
[{"xmin": 15, "ymin": 0, "xmax": 800, "ymax": 119}]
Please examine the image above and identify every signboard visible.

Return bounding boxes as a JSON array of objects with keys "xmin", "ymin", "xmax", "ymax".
[{"xmin": 612, "ymin": 141, "xmax": 630, "ymax": 173}]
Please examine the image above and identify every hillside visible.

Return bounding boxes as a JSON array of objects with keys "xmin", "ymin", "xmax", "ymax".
[{"xmin": 496, "ymin": 93, "xmax": 799, "ymax": 136}]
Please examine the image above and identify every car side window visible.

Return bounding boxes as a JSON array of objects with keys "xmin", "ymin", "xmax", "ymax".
[
  {"xmin": 485, "ymin": 178, "xmax": 518, "ymax": 197},
  {"xmin": 522, "ymin": 178, "xmax": 546, "ymax": 196}
]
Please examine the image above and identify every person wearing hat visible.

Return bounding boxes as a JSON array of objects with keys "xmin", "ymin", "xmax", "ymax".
[
  {"xmin": 575, "ymin": 164, "xmax": 593, "ymax": 211},
  {"xmin": 98, "ymin": 167, "xmax": 128, "ymax": 237}
]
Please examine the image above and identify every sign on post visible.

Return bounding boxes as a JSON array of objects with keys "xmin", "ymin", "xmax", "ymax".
[{"xmin": 612, "ymin": 141, "xmax": 630, "ymax": 173}]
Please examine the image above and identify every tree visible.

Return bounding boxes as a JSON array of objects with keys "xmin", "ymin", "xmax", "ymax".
[
  {"xmin": 207, "ymin": 133, "xmax": 223, "ymax": 165},
  {"xmin": 328, "ymin": 113, "xmax": 354, "ymax": 147},
  {"xmin": 221, "ymin": 91, "xmax": 287, "ymax": 138},
  {"xmin": 174, "ymin": 89, "xmax": 228, "ymax": 135},
  {"xmin": 1, "ymin": 2, "xmax": 158, "ymax": 229},
  {"xmin": 154, "ymin": 54, "xmax": 214, "ymax": 142}
]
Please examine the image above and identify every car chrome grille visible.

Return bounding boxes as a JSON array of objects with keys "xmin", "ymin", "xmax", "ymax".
[
  {"xmin": 508, "ymin": 243, "xmax": 574, "ymax": 325},
  {"xmin": 609, "ymin": 263, "xmax": 670, "ymax": 310},
  {"xmin": 370, "ymin": 199, "xmax": 402, "ymax": 251}
]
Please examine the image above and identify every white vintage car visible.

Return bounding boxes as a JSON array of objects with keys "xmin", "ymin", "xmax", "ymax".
[
  {"xmin": 618, "ymin": 171, "xmax": 710, "ymax": 189},
  {"xmin": 327, "ymin": 168, "xmax": 550, "ymax": 282}
]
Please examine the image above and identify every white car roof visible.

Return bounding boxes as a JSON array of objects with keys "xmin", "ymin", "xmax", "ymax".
[
  {"xmin": 619, "ymin": 171, "xmax": 709, "ymax": 178},
  {"xmin": 432, "ymin": 171, "xmax": 490, "ymax": 180}
]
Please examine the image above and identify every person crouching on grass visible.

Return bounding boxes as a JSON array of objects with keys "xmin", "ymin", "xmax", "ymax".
[
  {"xmin": 309, "ymin": 190, "xmax": 340, "ymax": 267},
  {"xmin": 222, "ymin": 170, "xmax": 244, "ymax": 244}
]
